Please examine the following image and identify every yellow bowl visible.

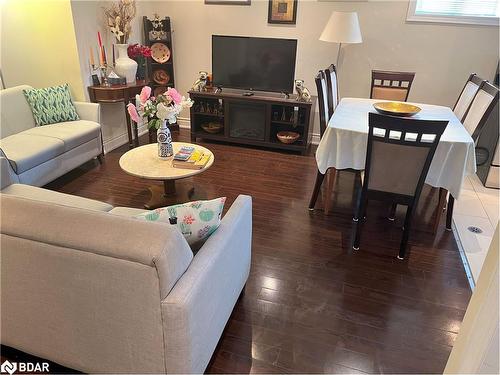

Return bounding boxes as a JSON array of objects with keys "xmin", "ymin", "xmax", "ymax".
[{"xmin": 373, "ymin": 102, "xmax": 421, "ymax": 117}]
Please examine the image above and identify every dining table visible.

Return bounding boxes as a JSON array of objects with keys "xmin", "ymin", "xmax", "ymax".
[{"xmin": 315, "ymin": 97, "xmax": 477, "ymax": 229}]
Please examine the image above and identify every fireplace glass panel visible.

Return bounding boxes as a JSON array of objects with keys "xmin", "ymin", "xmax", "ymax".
[{"xmin": 228, "ymin": 102, "xmax": 266, "ymax": 141}]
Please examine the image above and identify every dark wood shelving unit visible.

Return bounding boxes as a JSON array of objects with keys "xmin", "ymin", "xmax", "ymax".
[
  {"xmin": 189, "ymin": 89, "xmax": 315, "ymax": 155},
  {"xmin": 143, "ymin": 16, "xmax": 177, "ymax": 129}
]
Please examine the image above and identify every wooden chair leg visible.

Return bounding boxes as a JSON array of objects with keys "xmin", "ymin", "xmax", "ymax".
[
  {"xmin": 308, "ymin": 170, "xmax": 325, "ymax": 211},
  {"xmin": 323, "ymin": 168, "xmax": 337, "ymax": 215},
  {"xmin": 446, "ymin": 195, "xmax": 455, "ymax": 231},
  {"xmin": 398, "ymin": 204, "xmax": 415, "ymax": 260},
  {"xmin": 432, "ymin": 188, "xmax": 447, "ymax": 233},
  {"xmin": 353, "ymin": 194, "xmax": 368, "ymax": 250},
  {"xmin": 388, "ymin": 202, "xmax": 397, "ymax": 221}
]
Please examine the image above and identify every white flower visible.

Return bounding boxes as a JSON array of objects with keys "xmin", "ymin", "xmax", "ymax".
[{"xmin": 156, "ymin": 103, "xmax": 170, "ymax": 120}]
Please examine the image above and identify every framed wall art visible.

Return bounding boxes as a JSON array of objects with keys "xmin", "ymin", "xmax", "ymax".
[{"xmin": 268, "ymin": 0, "xmax": 298, "ymax": 24}]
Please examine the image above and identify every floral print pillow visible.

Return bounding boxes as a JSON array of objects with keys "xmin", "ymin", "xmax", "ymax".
[{"xmin": 134, "ymin": 197, "xmax": 226, "ymax": 246}]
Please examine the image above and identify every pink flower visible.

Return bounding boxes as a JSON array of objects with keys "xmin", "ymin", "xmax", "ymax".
[
  {"xmin": 127, "ymin": 103, "xmax": 140, "ymax": 123},
  {"xmin": 139, "ymin": 86, "xmax": 152, "ymax": 103},
  {"xmin": 166, "ymin": 87, "xmax": 182, "ymax": 105}
]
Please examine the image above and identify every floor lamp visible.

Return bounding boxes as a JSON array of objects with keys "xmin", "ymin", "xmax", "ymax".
[{"xmin": 319, "ymin": 11, "xmax": 362, "ymax": 71}]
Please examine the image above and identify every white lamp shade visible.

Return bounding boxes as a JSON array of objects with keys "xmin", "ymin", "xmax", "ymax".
[{"xmin": 319, "ymin": 11, "xmax": 362, "ymax": 44}]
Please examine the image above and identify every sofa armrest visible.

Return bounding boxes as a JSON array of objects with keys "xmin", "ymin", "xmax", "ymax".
[
  {"xmin": 161, "ymin": 195, "xmax": 252, "ymax": 374},
  {"xmin": 74, "ymin": 101, "xmax": 100, "ymax": 123},
  {"xmin": 0, "ymin": 156, "xmax": 19, "ymax": 189}
]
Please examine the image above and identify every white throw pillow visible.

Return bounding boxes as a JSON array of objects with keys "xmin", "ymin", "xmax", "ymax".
[{"xmin": 134, "ymin": 197, "xmax": 226, "ymax": 246}]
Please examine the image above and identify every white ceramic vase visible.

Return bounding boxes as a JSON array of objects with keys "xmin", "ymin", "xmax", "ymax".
[
  {"xmin": 157, "ymin": 120, "xmax": 173, "ymax": 159},
  {"xmin": 114, "ymin": 44, "xmax": 137, "ymax": 84}
]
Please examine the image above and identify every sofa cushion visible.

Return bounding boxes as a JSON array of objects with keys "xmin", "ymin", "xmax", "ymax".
[
  {"xmin": 22, "ymin": 120, "xmax": 101, "ymax": 151},
  {"xmin": 23, "ymin": 84, "xmax": 80, "ymax": 126},
  {"xmin": 1, "ymin": 184, "xmax": 113, "ymax": 212},
  {"xmin": 134, "ymin": 197, "xmax": 226, "ymax": 246},
  {"xmin": 0, "ymin": 85, "xmax": 37, "ymax": 139},
  {"xmin": 0, "ymin": 133, "xmax": 65, "ymax": 173}
]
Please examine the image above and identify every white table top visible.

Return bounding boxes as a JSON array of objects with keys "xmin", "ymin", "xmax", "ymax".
[
  {"xmin": 119, "ymin": 142, "xmax": 214, "ymax": 180},
  {"xmin": 316, "ymin": 98, "xmax": 477, "ymax": 198}
]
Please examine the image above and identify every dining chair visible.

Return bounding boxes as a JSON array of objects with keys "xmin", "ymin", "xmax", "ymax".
[
  {"xmin": 444, "ymin": 81, "xmax": 499, "ymax": 230},
  {"xmin": 352, "ymin": 112, "xmax": 448, "ymax": 260},
  {"xmin": 462, "ymin": 80, "xmax": 499, "ymax": 142},
  {"xmin": 370, "ymin": 70, "xmax": 416, "ymax": 102},
  {"xmin": 314, "ymin": 70, "xmax": 330, "ymax": 138},
  {"xmin": 310, "ymin": 71, "xmax": 337, "ymax": 214},
  {"xmin": 324, "ymin": 64, "xmax": 339, "ymax": 119},
  {"xmin": 452, "ymin": 73, "xmax": 485, "ymax": 122}
]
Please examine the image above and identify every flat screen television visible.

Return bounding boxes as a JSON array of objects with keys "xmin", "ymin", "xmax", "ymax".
[{"xmin": 212, "ymin": 35, "xmax": 297, "ymax": 93}]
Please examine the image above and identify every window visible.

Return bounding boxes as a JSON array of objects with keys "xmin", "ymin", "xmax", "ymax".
[{"xmin": 407, "ymin": 0, "xmax": 500, "ymax": 26}]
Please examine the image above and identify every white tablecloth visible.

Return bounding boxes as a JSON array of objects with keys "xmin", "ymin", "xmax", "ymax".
[{"xmin": 315, "ymin": 98, "xmax": 476, "ymax": 199}]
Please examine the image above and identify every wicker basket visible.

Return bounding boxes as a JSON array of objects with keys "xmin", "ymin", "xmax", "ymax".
[
  {"xmin": 277, "ymin": 131, "xmax": 300, "ymax": 144},
  {"xmin": 201, "ymin": 122, "xmax": 223, "ymax": 134}
]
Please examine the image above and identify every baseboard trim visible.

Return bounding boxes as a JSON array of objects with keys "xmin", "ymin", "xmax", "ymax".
[{"xmin": 103, "ymin": 124, "xmax": 148, "ymax": 153}]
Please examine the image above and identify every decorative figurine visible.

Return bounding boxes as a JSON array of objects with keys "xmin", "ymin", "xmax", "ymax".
[
  {"xmin": 295, "ymin": 79, "xmax": 312, "ymax": 102},
  {"xmin": 191, "ymin": 71, "xmax": 209, "ymax": 92}
]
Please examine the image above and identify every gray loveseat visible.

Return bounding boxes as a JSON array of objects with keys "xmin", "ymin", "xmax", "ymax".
[
  {"xmin": 0, "ymin": 168, "xmax": 252, "ymax": 373},
  {"xmin": 0, "ymin": 85, "xmax": 103, "ymax": 187}
]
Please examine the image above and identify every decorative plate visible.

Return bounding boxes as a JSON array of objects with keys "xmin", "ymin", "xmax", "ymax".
[
  {"xmin": 153, "ymin": 69, "xmax": 170, "ymax": 85},
  {"xmin": 151, "ymin": 43, "xmax": 171, "ymax": 63},
  {"xmin": 373, "ymin": 102, "xmax": 421, "ymax": 117},
  {"xmin": 277, "ymin": 131, "xmax": 300, "ymax": 144}
]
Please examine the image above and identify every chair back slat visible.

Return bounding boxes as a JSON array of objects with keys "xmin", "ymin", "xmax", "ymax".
[
  {"xmin": 315, "ymin": 71, "xmax": 329, "ymax": 138},
  {"xmin": 364, "ymin": 113, "xmax": 448, "ymax": 199},
  {"xmin": 370, "ymin": 70, "xmax": 415, "ymax": 102},
  {"xmin": 462, "ymin": 81, "xmax": 499, "ymax": 142},
  {"xmin": 453, "ymin": 73, "xmax": 485, "ymax": 121},
  {"xmin": 324, "ymin": 64, "xmax": 339, "ymax": 119}
]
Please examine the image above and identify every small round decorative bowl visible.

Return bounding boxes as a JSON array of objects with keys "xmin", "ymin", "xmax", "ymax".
[
  {"xmin": 373, "ymin": 101, "xmax": 421, "ymax": 117},
  {"xmin": 277, "ymin": 131, "xmax": 300, "ymax": 144}
]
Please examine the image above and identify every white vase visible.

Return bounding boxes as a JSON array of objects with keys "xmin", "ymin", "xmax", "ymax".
[
  {"xmin": 114, "ymin": 44, "xmax": 137, "ymax": 84},
  {"xmin": 157, "ymin": 120, "xmax": 173, "ymax": 159}
]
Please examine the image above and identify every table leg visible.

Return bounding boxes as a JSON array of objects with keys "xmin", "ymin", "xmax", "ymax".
[
  {"xmin": 164, "ymin": 180, "xmax": 176, "ymax": 195},
  {"xmin": 145, "ymin": 180, "xmax": 204, "ymax": 209},
  {"xmin": 446, "ymin": 195, "xmax": 455, "ymax": 231},
  {"xmin": 124, "ymin": 101, "xmax": 134, "ymax": 149},
  {"xmin": 133, "ymin": 122, "xmax": 139, "ymax": 148}
]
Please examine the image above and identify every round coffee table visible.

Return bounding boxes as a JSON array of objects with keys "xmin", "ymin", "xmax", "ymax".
[{"xmin": 119, "ymin": 142, "xmax": 214, "ymax": 209}]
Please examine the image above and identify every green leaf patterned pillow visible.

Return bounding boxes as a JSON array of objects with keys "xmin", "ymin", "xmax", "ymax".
[
  {"xmin": 23, "ymin": 84, "xmax": 79, "ymax": 126},
  {"xmin": 134, "ymin": 197, "xmax": 226, "ymax": 247}
]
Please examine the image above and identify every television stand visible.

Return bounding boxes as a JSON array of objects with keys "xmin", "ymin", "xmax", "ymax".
[{"xmin": 189, "ymin": 88, "xmax": 316, "ymax": 155}]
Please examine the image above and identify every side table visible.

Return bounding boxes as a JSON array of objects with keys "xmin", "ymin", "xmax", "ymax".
[{"xmin": 88, "ymin": 80, "xmax": 150, "ymax": 148}]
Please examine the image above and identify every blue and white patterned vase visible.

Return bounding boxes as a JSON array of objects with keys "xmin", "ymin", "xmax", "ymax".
[{"xmin": 157, "ymin": 120, "xmax": 173, "ymax": 159}]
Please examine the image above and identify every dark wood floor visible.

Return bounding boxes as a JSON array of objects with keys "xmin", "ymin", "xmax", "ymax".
[{"xmin": 2, "ymin": 129, "xmax": 472, "ymax": 374}]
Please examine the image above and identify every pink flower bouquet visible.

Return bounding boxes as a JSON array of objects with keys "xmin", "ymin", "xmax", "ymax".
[{"xmin": 127, "ymin": 86, "xmax": 193, "ymax": 129}]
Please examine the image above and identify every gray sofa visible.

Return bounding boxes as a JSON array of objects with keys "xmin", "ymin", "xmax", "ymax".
[
  {"xmin": 0, "ymin": 169, "xmax": 252, "ymax": 373},
  {"xmin": 0, "ymin": 85, "xmax": 104, "ymax": 187}
]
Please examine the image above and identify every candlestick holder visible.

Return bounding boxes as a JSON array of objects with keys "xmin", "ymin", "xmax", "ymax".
[{"xmin": 91, "ymin": 63, "xmax": 113, "ymax": 87}]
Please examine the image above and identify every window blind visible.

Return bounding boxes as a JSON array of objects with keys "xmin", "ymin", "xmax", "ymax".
[{"xmin": 415, "ymin": 0, "xmax": 500, "ymax": 18}]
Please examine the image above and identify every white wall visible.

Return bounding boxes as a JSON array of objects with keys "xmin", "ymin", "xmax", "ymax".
[
  {"xmin": 444, "ymin": 223, "xmax": 499, "ymax": 374},
  {"xmin": 140, "ymin": 0, "xmax": 499, "ymax": 136},
  {"xmin": 1, "ymin": 0, "xmax": 85, "ymax": 100},
  {"xmin": 70, "ymin": 0, "xmax": 149, "ymax": 151}
]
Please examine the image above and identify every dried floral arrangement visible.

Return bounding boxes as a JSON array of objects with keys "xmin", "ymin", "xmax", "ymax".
[{"xmin": 103, "ymin": 0, "xmax": 136, "ymax": 44}]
